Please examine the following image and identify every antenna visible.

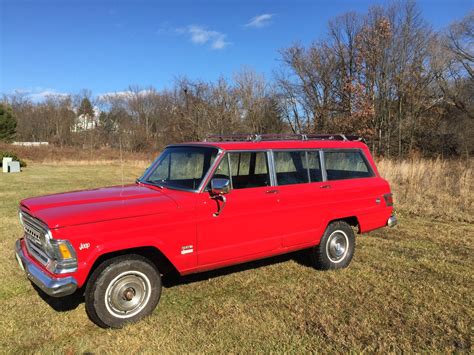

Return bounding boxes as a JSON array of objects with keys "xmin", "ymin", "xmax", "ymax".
[{"xmin": 119, "ymin": 135, "xmax": 124, "ymax": 189}]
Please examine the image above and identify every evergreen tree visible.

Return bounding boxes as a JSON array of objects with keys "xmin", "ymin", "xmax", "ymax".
[
  {"xmin": 78, "ymin": 97, "xmax": 94, "ymax": 118},
  {"xmin": 0, "ymin": 104, "xmax": 17, "ymax": 142}
]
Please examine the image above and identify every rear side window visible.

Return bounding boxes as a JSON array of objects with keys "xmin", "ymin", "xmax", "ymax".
[
  {"xmin": 274, "ymin": 151, "xmax": 308, "ymax": 185},
  {"xmin": 228, "ymin": 152, "xmax": 270, "ymax": 189},
  {"xmin": 324, "ymin": 150, "xmax": 374, "ymax": 180}
]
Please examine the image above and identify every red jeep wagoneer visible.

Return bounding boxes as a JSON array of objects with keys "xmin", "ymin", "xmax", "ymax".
[{"xmin": 15, "ymin": 134, "xmax": 396, "ymax": 327}]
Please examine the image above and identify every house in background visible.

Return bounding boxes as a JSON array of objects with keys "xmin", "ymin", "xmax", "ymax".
[{"xmin": 72, "ymin": 110, "xmax": 99, "ymax": 132}]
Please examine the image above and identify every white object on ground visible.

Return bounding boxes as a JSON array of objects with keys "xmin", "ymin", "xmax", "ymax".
[
  {"xmin": 8, "ymin": 161, "xmax": 21, "ymax": 173},
  {"xmin": 2, "ymin": 157, "xmax": 12, "ymax": 173}
]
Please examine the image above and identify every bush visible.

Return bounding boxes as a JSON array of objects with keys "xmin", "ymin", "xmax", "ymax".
[{"xmin": 0, "ymin": 151, "xmax": 27, "ymax": 167}]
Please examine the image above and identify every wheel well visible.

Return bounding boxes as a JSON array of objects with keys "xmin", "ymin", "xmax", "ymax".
[
  {"xmin": 328, "ymin": 216, "xmax": 360, "ymax": 233},
  {"xmin": 85, "ymin": 246, "xmax": 178, "ymax": 287}
]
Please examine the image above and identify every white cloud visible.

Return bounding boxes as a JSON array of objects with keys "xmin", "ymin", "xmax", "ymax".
[
  {"xmin": 245, "ymin": 13, "xmax": 274, "ymax": 28},
  {"xmin": 11, "ymin": 88, "xmax": 69, "ymax": 101},
  {"xmin": 97, "ymin": 89, "xmax": 155, "ymax": 101},
  {"xmin": 179, "ymin": 25, "xmax": 229, "ymax": 50}
]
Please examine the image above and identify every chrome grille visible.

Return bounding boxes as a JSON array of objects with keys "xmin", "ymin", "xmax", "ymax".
[{"xmin": 21, "ymin": 212, "xmax": 51, "ymax": 266}]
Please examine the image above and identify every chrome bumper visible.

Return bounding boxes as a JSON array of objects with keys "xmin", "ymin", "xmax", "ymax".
[
  {"xmin": 15, "ymin": 239, "xmax": 77, "ymax": 297},
  {"xmin": 387, "ymin": 215, "xmax": 398, "ymax": 227}
]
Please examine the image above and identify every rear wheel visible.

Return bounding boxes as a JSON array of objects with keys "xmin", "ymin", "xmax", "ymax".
[
  {"xmin": 311, "ymin": 221, "xmax": 355, "ymax": 270},
  {"xmin": 85, "ymin": 255, "xmax": 162, "ymax": 328}
]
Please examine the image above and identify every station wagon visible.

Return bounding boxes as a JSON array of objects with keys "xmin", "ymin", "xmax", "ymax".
[{"xmin": 15, "ymin": 134, "xmax": 396, "ymax": 327}]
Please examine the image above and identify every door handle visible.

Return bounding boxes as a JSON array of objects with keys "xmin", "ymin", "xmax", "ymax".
[
  {"xmin": 265, "ymin": 189, "xmax": 279, "ymax": 194},
  {"xmin": 320, "ymin": 184, "xmax": 331, "ymax": 189}
]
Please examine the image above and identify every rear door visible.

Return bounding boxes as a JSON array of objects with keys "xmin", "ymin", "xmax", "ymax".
[{"xmin": 272, "ymin": 150, "xmax": 330, "ymax": 247}]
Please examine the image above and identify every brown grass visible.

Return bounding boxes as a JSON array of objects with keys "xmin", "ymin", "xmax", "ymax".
[
  {"xmin": 0, "ymin": 143, "xmax": 157, "ymax": 164},
  {"xmin": 377, "ymin": 157, "xmax": 473, "ymax": 223}
]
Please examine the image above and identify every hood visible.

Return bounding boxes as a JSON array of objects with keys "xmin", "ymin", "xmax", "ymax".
[{"xmin": 20, "ymin": 184, "xmax": 178, "ymax": 228}]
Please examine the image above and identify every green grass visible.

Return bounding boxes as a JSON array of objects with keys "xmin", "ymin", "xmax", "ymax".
[{"xmin": 0, "ymin": 163, "xmax": 472, "ymax": 352}]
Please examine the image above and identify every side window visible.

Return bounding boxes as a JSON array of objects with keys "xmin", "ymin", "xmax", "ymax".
[
  {"xmin": 229, "ymin": 152, "xmax": 249, "ymax": 177},
  {"xmin": 274, "ymin": 151, "xmax": 309, "ymax": 185},
  {"xmin": 228, "ymin": 152, "xmax": 270, "ymax": 189},
  {"xmin": 324, "ymin": 150, "xmax": 374, "ymax": 180},
  {"xmin": 306, "ymin": 151, "xmax": 323, "ymax": 182}
]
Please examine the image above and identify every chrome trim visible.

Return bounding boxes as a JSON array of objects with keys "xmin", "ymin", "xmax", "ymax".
[
  {"xmin": 387, "ymin": 215, "xmax": 397, "ymax": 227},
  {"xmin": 267, "ymin": 150, "xmax": 277, "ymax": 187},
  {"xmin": 104, "ymin": 270, "xmax": 152, "ymax": 318},
  {"xmin": 319, "ymin": 150, "xmax": 328, "ymax": 182},
  {"xmin": 21, "ymin": 211, "xmax": 52, "ymax": 267},
  {"xmin": 272, "ymin": 149, "xmax": 323, "ymax": 185},
  {"xmin": 305, "ymin": 151, "xmax": 311, "ymax": 182},
  {"xmin": 25, "ymin": 238, "xmax": 49, "ymax": 265},
  {"xmin": 15, "ymin": 240, "xmax": 77, "ymax": 297},
  {"xmin": 197, "ymin": 148, "xmax": 225, "ymax": 193},
  {"xmin": 20, "ymin": 211, "xmax": 78, "ymax": 274},
  {"xmin": 225, "ymin": 154, "xmax": 233, "ymax": 190},
  {"xmin": 201, "ymin": 149, "xmax": 274, "ymax": 192}
]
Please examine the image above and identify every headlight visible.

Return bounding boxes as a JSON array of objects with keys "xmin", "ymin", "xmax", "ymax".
[{"xmin": 45, "ymin": 238, "xmax": 78, "ymax": 274}]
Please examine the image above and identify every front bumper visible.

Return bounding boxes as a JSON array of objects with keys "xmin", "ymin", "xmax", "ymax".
[
  {"xmin": 387, "ymin": 215, "xmax": 398, "ymax": 227},
  {"xmin": 15, "ymin": 239, "xmax": 77, "ymax": 297}
]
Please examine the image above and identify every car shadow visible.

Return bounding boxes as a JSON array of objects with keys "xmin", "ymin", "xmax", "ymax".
[
  {"xmin": 162, "ymin": 248, "xmax": 314, "ymax": 288},
  {"xmin": 33, "ymin": 248, "xmax": 314, "ymax": 312},
  {"xmin": 32, "ymin": 283, "xmax": 84, "ymax": 312}
]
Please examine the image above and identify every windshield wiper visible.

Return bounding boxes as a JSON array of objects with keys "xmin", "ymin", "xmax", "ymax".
[{"xmin": 137, "ymin": 179, "xmax": 164, "ymax": 189}]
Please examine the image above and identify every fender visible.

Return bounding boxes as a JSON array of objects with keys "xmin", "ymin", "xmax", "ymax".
[{"xmin": 53, "ymin": 212, "xmax": 197, "ymax": 287}]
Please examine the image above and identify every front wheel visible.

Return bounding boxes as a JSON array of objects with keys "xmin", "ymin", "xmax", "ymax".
[
  {"xmin": 85, "ymin": 255, "xmax": 162, "ymax": 328},
  {"xmin": 311, "ymin": 221, "xmax": 355, "ymax": 270}
]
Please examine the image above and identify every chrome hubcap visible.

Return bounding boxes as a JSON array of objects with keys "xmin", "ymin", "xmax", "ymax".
[
  {"xmin": 105, "ymin": 271, "xmax": 151, "ymax": 318},
  {"xmin": 326, "ymin": 230, "xmax": 349, "ymax": 263}
]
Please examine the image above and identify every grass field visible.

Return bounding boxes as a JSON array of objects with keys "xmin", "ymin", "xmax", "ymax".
[{"xmin": 0, "ymin": 160, "xmax": 472, "ymax": 352}]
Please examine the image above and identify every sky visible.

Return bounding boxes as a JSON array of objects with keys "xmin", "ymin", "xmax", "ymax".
[{"xmin": 0, "ymin": 0, "xmax": 472, "ymax": 100}]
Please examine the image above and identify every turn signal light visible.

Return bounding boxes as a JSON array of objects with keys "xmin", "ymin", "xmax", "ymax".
[{"xmin": 58, "ymin": 243, "xmax": 73, "ymax": 259}]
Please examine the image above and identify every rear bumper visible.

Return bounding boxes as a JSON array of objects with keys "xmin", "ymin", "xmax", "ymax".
[
  {"xmin": 15, "ymin": 239, "xmax": 77, "ymax": 297},
  {"xmin": 387, "ymin": 215, "xmax": 397, "ymax": 228}
]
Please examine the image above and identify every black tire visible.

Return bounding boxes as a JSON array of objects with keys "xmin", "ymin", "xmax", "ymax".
[
  {"xmin": 311, "ymin": 221, "xmax": 355, "ymax": 270},
  {"xmin": 85, "ymin": 254, "xmax": 162, "ymax": 328}
]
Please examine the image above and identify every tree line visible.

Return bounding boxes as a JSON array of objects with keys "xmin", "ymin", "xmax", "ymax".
[{"xmin": 1, "ymin": 2, "xmax": 472, "ymax": 158}]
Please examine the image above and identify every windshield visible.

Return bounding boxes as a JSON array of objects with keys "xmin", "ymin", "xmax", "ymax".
[{"xmin": 141, "ymin": 146, "xmax": 219, "ymax": 191}]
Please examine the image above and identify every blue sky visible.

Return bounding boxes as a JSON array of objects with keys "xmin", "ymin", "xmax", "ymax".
[{"xmin": 0, "ymin": 0, "xmax": 472, "ymax": 99}]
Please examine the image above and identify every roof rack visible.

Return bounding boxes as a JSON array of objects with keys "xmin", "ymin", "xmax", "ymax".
[{"xmin": 204, "ymin": 133, "xmax": 365, "ymax": 143}]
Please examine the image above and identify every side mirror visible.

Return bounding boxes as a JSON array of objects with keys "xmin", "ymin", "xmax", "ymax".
[{"xmin": 211, "ymin": 178, "xmax": 230, "ymax": 195}]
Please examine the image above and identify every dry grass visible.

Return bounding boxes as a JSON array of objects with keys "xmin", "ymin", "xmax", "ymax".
[
  {"xmin": 0, "ymin": 143, "xmax": 156, "ymax": 164},
  {"xmin": 378, "ymin": 157, "xmax": 473, "ymax": 223},
  {"xmin": 0, "ymin": 159, "xmax": 472, "ymax": 352}
]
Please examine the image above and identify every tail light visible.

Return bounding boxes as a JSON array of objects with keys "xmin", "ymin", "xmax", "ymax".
[{"xmin": 383, "ymin": 193, "xmax": 393, "ymax": 206}]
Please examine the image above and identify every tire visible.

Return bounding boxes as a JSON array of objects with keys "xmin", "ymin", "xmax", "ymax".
[
  {"xmin": 311, "ymin": 221, "xmax": 355, "ymax": 270},
  {"xmin": 85, "ymin": 255, "xmax": 162, "ymax": 328}
]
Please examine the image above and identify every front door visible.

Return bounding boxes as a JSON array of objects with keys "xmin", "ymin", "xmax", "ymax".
[{"xmin": 196, "ymin": 151, "xmax": 281, "ymax": 267}]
